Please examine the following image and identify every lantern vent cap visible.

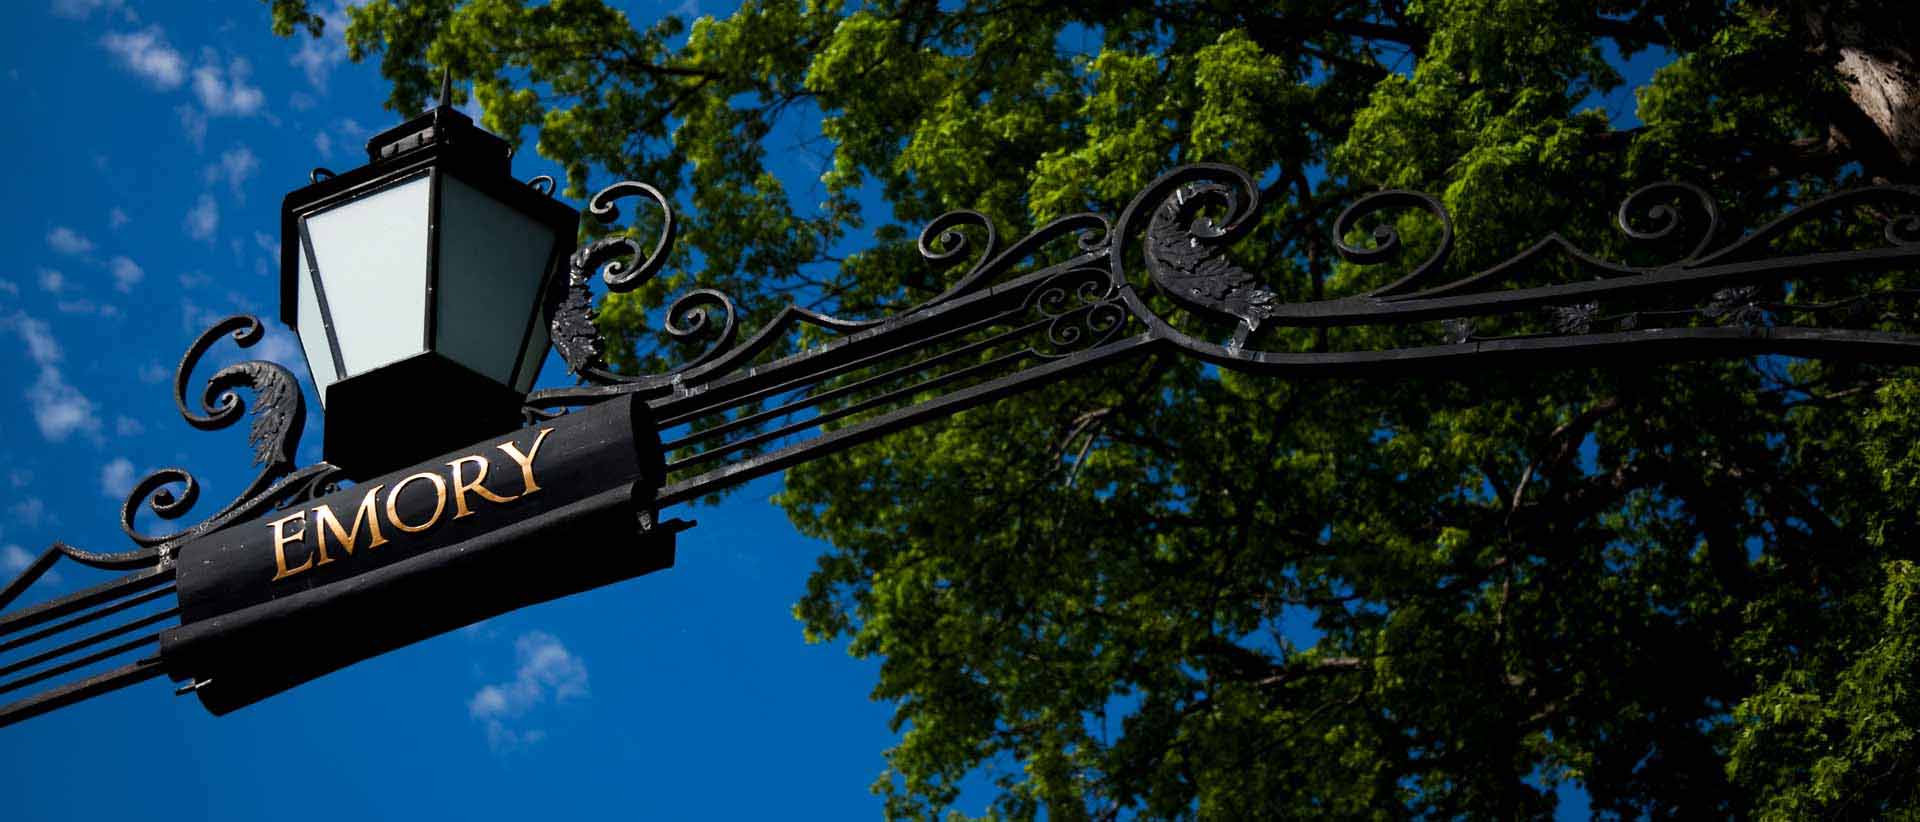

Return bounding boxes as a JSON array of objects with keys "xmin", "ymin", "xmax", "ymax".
[{"xmin": 362, "ymin": 71, "xmax": 510, "ymax": 173}]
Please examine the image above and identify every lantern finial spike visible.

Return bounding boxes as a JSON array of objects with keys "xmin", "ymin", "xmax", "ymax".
[{"xmin": 437, "ymin": 68, "xmax": 452, "ymax": 110}]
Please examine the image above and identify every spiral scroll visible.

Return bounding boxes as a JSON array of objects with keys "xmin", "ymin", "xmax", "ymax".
[
  {"xmin": 1131, "ymin": 165, "xmax": 1272, "ymax": 348},
  {"xmin": 3, "ymin": 315, "xmax": 332, "ymax": 574},
  {"xmin": 545, "ymin": 179, "xmax": 744, "ymax": 388},
  {"xmin": 535, "ymin": 164, "xmax": 1920, "ymax": 421},
  {"xmin": 539, "ymin": 176, "xmax": 1112, "ymax": 404},
  {"xmin": 1333, "ymin": 190, "xmax": 1455, "ymax": 298},
  {"xmin": 1615, "ymin": 181, "xmax": 1722, "ymax": 265},
  {"xmin": 99, "ymin": 316, "xmax": 319, "ymax": 563}
]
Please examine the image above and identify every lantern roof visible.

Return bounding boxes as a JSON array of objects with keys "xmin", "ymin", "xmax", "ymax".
[
  {"xmin": 361, "ymin": 73, "xmax": 511, "ymax": 173},
  {"xmin": 277, "ymin": 75, "xmax": 570, "ymax": 331}
]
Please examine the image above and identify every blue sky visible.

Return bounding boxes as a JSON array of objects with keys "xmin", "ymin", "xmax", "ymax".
[
  {"xmin": 0, "ymin": 2, "xmax": 910, "ymax": 818},
  {"xmin": 0, "ymin": 2, "xmax": 1669, "ymax": 817}
]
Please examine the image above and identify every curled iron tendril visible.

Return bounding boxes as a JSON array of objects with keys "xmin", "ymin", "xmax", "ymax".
[
  {"xmin": 1032, "ymin": 268, "xmax": 1125, "ymax": 358},
  {"xmin": 1616, "ymin": 181, "xmax": 1722, "ymax": 264},
  {"xmin": 544, "ymin": 178, "xmax": 743, "ymax": 392},
  {"xmin": 537, "ymin": 165, "xmax": 1920, "ymax": 412},
  {"xmin": 547, "ymin": 180, "xmax": 696, "ymax": 384},
  {"xmin": 902, "ymin": 210, "xmax": 1110, "ymax": 324},
  {"xmin": 97, "ymin": 315, "xmax": 316, "ymax": 567},
  {"xmin": 1132, "ymin": 165, "xmax": 1271, "ymax": 346},
  {"xmin": 541, "ymin": 176, "xmax": 1111, "ymax": 402},
  {"xmin": 1332, "ymin": 190, "xmax": 1455, "ymax": 299}
]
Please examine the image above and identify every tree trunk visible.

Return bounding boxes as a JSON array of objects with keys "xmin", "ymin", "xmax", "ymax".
[{"xmin": 1807, "ymin": 2, "xmax": 1920, "ymax": 181}]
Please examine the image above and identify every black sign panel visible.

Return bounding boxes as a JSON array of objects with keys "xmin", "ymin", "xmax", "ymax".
[{"xmin": 159, "ymin": 395, "xmax": 678, "ymax": 714}]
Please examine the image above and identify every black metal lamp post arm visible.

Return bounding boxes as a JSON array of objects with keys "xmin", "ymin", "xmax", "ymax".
[
  {"xmin": 2, "ymin": 162, "xmax": 1915, "ymax": 729},
  {"xmin": 0, "ymin": 315, "xmax": 342, "ymax": 726},
  {"xmin": 534, "ymin": 163, "xmax": 1920, "ymax": 502}
]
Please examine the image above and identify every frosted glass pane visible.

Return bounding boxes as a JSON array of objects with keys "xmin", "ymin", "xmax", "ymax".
[
  {"xmin": 434, "ymin": 175, "xmax": 555, "ymax": 387},
  {"xmin": 513, "ymin": 310, "xmax": 550, "ymax": 394},
  {"xmin": 294, "ymin": 247, "xmax": 340, "ymax": 406},
  {"xmin": 307, "ymin": 175, "xmax": 431, "ymax": 377}
]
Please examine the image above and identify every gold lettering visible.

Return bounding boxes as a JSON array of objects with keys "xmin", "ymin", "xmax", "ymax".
[
  {"xmin": 447, "ymin": 455, "xmax": 518, "ymax": 519},
  {"xmin": 495, "ymin": 427, "xmax": 554, "ymax": 496},
  {"xmin": 269, "ymin": 510, "xmax": 313, "ymax": 581},
  {"xmin": 385, "ymin": 472, "xmax": 448, "ymax": 534},
  {"xmin": 313, "ymin": 485, "xmax": 388, "ymax": 565}
]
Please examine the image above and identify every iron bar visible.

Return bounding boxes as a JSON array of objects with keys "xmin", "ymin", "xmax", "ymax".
[
  {"xmin": 0, "ymin": 609, "xmax": 179, "ymax": 681},
  {"xmin": 657, "ymin": 334, "xmax": 1159, "ymax": 507},
  {"xmin": 667, "ymin": 349, "xmax": 1037, "ymax": 473},
  {"xmin": 0, "ymin": 657, "xmax": 164, "ymax": 730},
  {"xmin": 0, "ymin": 566, "xmax": 172, "ymax": 640},
  {"xmin": 656, "ymin": 305, "xmax": 1017, "ymax": 430},
  {"xmin": 659, "ymin": 313, "xmax": 1061, "ymax": 453},
  {"xmin": 0, "ymin": 586, "xmax": 176, "ymax": 656},
  {"xmin": 0, "ymin": 632, "xmax": 163, "ymax": 697}
]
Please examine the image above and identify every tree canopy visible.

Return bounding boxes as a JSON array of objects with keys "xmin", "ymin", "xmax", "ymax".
[{"xmin": 270, "ymin": 0, "xmax": 1920, "ymax": 817}]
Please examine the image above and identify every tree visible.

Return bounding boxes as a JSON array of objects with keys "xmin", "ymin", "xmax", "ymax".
[{"xmin": 270, "ymin": 1, "xmax": 1920, "ymax": 817}]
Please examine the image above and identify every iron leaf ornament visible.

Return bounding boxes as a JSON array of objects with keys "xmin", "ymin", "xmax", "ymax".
[
  {"xmin": 1143, "ymin": 180, "xmax": 1276, "ymax": 348},
  {"xmin": 3, "ymin": 161, "xmax": 1919, "ymax": 730},
  {"xmin": 517, "ymin": 161, "xmax": 1920, "ymax": 510}
]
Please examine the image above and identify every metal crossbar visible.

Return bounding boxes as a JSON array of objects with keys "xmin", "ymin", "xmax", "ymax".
[{"xmin": 3, "ymin": 163, "xmax": 1916, "ymax": 729}]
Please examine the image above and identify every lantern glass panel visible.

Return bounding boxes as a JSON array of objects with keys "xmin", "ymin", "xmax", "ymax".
[
  {"xmin": 433, "ymin": 175, "xmax": 557, "ymax": 387},
  {"xmin": 512, "ymin": 307, "xmax": 551, "ymax": 394},
  {"xmin": 293, "ymin": 254, "xmax": 340, "ymax": 403},
  {"xmin": 303, "ymin": 174, "xmax": 433, "ymax": 381}
]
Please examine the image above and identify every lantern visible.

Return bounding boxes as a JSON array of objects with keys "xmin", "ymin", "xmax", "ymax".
[{"xmin": 279, "ymin": 84, "xmax": 575, "ymax": 477}]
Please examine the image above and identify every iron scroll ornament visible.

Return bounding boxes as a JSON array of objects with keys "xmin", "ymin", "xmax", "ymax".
[
  {"xmin": 536, "ymin": 163, "xmax": 1920, "ymax": 410},
  {"xmin": 3, "ymin": 315, "xmax": 342, "ymax": 583},
  {"xmin": 0, "ymin": 316, "xmax": 341, "ymax": 728},
  {"xmin": 534, "ymin": 180, "xmax": 1115, "ymax": 408},
  {"xmin": 518, "ymin": 163, "xmax": 1918, "ymax": 510},
  {"xmin": 2, "ymin": 163, "xmax": 1915, "ymax": 731}
]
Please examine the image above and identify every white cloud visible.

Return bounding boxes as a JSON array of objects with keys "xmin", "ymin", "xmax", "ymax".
[
  {"xmin": 12, "ymin": 312, "xmax": 101, "ymax": 444},
  {"xmin": 57, "ymin": 299, "xmax": 118, "ymax": 317},
  {"xmin": 337, "ymin": 118, "xmax": 366, "ymax": 139},
  {"xmin": 204, "ymin": 145, "xmax": 259, "ymax": 199},
  {"xmin": 254, "ymin": 326, "xmax": 309, "ymax": 383},
  {"xmin": 0, "ymin": 543, "xmax": 59, "ymax": 587},
  {"xmin": 46, "ymin": 227, "xmax": 93, "ymax": 256},
  {"xmin": 51, "ymin": 0, "xmax": 127, "ymax": 20},
  {"xmin": 313, "ymin": 130, "xmax": 333, "ymax": 159},
  {"xmin": 16, "ymin": 313, "xmax": 62, "ymax": 367},
  {"xmin": 289, "ymin": 1, "xmax": 351, "ymax": 90},
  {"xmin": 0, "ymin": 280, "xmax": 18, "ymax": 297},
  {"xmin": 468, "ymin": 631, "xmax": 588, "ymax": 752},
  {"xmin": 114, "ymin": 416, "xmax": 144, "ymax": 436},
  {"xmin": 28, "ymin": 367, "xmax": 100, "ymax": 443},
  {"xmin": 10, "ymin": 499, "xmax": 45, "ymax": 528},
  {"xmin": 137, "ymin": 361, "xmax": 167, "ymax": 383},
  {"xmin": 253, "ymin": 231, "xmax": 279, "ymax": 257},
  {"xmin": 0, "ymin": 543, "xmax": 32, "ymax": 574},
  {"xmin": 108, "ymin": 207, "xmax": 130, "ymax": 229},
  {"xmin": 9, "ymin": 470, "xmax": 30, "ymax": 488},
  {"xmin": 181, "ymin": 299, "xmax": 225, "ymax": 334},
  {"xmin": 37, "ymin": 269, "xmax": 65, "ymax": 294},
  {"xmin": 184, "ymin": 193, "xmax": 218, "ymax": 241},
  {"xmin": 100, "ymin": 458, "xmax": 136, "ymax": 498},
  {"xmin": 176, "ymin": 105, "xmax": 208, "ymax": 149},
  {"xmin": 191, "ymin": 55, "xmax": 265, "ymax": 118},
  {"xmin": 289, "ymin": 91, "xmax": 317, "ymax": 112},
  {"xmin": 101, "ymin": 27, "xmax": 185, "ymax": 89},
  {"xmin": 108, "ymin": 255, "xmax": 143, "ymax": 292}
]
